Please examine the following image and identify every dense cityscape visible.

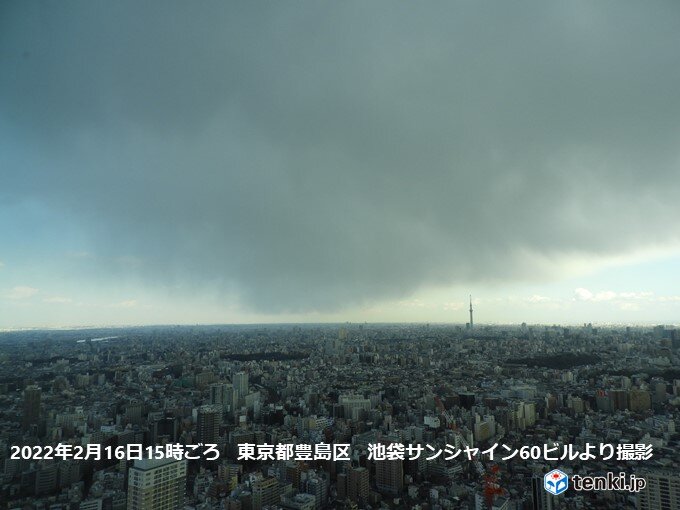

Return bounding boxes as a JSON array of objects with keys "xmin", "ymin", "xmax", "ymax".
[
  {"xmin": 1, "ymin": 320, "xmax": 678, "ymax": 510},
  {"xmin": 3, "ymin": 2, "xmax": 680, "ymax": 509}
]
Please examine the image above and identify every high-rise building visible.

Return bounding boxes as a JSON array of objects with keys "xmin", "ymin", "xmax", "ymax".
[
  {"xmin": 339, "ymin": 395, "xmax": 371, "ymax": 421},
  {"xmin": 125, "ymin": 402, "xmax": 144, "ymax": 426},
  {"xmin": 127, "ymin": 458, "xmax": 187, "ymax": 510},
  {"xmin": 375, "ymin": 445, "xmax": 403, "ymax": 496},
  {"xmin": 251, "ymin": 476, "xmax": 281, "ymax": 510},
  {"xmin": 637, "ymin": 470, "xmax": 680, "ymax": 510},
  {"xmin": 35, "ymin": 464, "xmax": 58, "ymax": 495},
  {"xmin": 474, "ymin": 414, "xmax": 496, "ymax": 442},
  {"xmin": 531, "ymin": 476, "xmax": 553, "ymax": 510},
  {"xmin": 336, "ymin": 473, "xmax": 347, "ymax": 501},
  {"xmin": 210, "ymin": 383, "xmax": 236, "ymax": 412},
  {"xmin": 347, "ymin": 467, "xmax": 369, "ymax": 504},
  {"xmin": 302, "ymin": 471, "xmax": 329, "ymax": 508},
  {"xmin": 233, "ymin": 372, "xmax": 249, "ymax": 406},
  {"xmin": 58, "ymin": 460, "xmax": 81, "ymax": 488},
  {"xmin": 610, "ymin": 389, "xmax": 629, "ymax": 411},
  {"xmin": 218, "ymin": 463, "xmax": 242, "ymax": 491},
  {"xmin": 459, "ymin": 392, "xmax": 476, "ymax": 410},
  {"xmin": 284, "ymin": 461, "xmax": 302, "ymax": 488},
  {"xmin": 629, "ymin": 389, "xmax": 652, "ymax": 412},
  {"xmin": 22, "ymin": 385, "xmax": 41, "ymax": 433},
  {"xmin": 196, "ymin": 405, "xmax": 221, "ymax": 444},
  {"xmin": 151, "ymin": 415, "xmax": 179, "ymax": 444}
]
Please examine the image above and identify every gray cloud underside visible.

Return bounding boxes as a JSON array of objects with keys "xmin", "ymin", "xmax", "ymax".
[{"xmin": 2, "ymin": 1, "xmax": 680, "ymax": 311}]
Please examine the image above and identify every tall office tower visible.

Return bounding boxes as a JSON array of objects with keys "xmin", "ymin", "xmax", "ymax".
[
  {"xmin": 210, "ymin": 383, "xmax": 236, "ymax": 412},
  {"xmin": 233, "ymin": 372, "xmax": 249, "ymax": 406},
  {"xmin": 375, "ymin": 448, "xmax": 403, "ymax": 496},
  {"xmin": 469, "ymin": 295, "xmax": 474, "ymax": 329},
  {"xmin": 22, "ymin": 385, "xmax": 41, "ymax": 432},
  {"xmin": 531, "ymin": 476, "xmax": 553, "ymax": 510},
  {"xmin": 347, "ymin": 466, "xmax": 369, "ymax": 504},
  {"xmin": 637, "ymin": 470, "xmax": 680, "ymax": 510},
  {"xmin": 251, "ymin": 476, "xmax": 282, "ymax": 510},
  {"xmin": 127, "ymin": 458, "xmax": 187, "ymax": 510},
  {"xmin": 196, "ymin": 405, "xmax": 221, "ymax": 444}
]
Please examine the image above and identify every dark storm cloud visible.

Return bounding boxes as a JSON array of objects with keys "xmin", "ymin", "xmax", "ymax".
[{"xmin": 2, "ymin": 1, "xmax": 680, "ymax": 311}]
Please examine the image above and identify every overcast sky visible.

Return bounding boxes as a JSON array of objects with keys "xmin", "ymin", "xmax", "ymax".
[{"xmin": 2, "ymin": 1, "xmax": 680, "ymax": 329}]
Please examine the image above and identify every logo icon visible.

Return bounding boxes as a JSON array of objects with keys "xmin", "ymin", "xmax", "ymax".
[{"xmin": 544, "ymin": 469, "xmax": 569, "ymax": 495}]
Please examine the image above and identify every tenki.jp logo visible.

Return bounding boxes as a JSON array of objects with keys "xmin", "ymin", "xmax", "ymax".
[{"xmin": 544, "ymin": 469, "xmax": 569, "ymax": 495}]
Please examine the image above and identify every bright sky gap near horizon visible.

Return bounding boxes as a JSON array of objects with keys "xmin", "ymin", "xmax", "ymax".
[{"xmin": 1, "ymin": 2, "xmax": 680, "ymax": 329}]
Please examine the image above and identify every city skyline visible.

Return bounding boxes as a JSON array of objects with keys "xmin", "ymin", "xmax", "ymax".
[{"xmin": 1, "ymin": 321, "xmax": 677, "ymax": 509}]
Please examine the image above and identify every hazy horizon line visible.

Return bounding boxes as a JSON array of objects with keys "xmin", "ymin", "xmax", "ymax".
[{"xmin": 2, "ymin": 320, "xmax": 678, "ymax": 334}]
